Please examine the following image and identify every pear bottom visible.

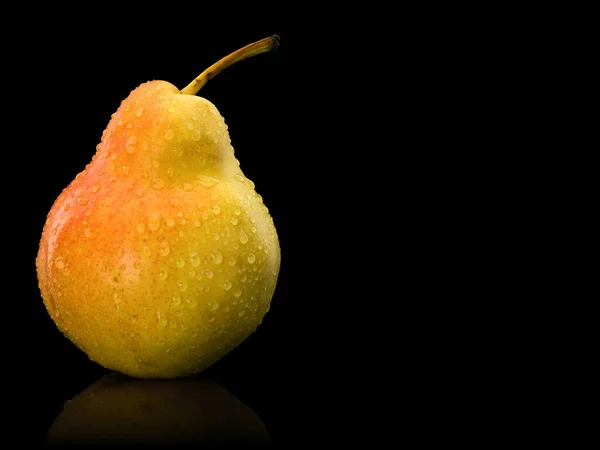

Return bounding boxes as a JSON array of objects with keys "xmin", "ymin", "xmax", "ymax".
[
  {"xmin": 36, "ymin": 142, "xmax": 280, "ymax": 378},
  {"xmin": 39, "ymin": 272, "xmax": 277, "ymax": 379},
  {"xmin": 36, "ymin": 180, "xmax": 280, "ymax": 378}
]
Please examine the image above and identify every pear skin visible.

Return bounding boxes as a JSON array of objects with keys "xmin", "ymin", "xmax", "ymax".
[{"xmin": 36, "ymin": 36, "xmax": 281, "ymax": 378}]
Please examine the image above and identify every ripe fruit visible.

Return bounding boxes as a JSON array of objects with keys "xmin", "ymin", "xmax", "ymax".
[{"xmin": 36, "ymin": 36, "xmax": 281, "ymax": 378}]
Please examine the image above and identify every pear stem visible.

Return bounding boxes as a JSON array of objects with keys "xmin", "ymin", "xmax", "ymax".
[{"xmin": 180, "ymin": 35, "xmax": 280, "ymax": 95}]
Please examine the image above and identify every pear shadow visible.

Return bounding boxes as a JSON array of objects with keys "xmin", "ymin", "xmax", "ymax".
[{"xmin": 45, "ymin": 372, "xmax": 271, "ymax": 449}]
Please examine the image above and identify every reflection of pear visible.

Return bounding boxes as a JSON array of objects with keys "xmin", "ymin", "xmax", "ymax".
[{"xmin": 46, "ymin": 372, "xmax": 270, "ymax": 447}]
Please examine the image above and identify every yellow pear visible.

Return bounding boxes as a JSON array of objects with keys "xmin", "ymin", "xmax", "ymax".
[{"xmin": 36, "ymin": 36, "xmax": 281, "ymax": 378}]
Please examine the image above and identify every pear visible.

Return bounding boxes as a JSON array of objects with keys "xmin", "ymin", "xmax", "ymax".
[{"xmin": 36, "ymin": 36, "xmax": 281, "ymax": 379}]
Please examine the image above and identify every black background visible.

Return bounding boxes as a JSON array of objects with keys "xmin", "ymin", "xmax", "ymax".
[
  {"xmin": 6, "ymin": 11, "xmax": 382, "ymax": 448},
  {"xmin": 14, "ymin": 7, "xmax": 582, "ymax": 448},
  {"xmin": 4, "ymin": 5, "xmax": 528, "ymax": 447}
]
